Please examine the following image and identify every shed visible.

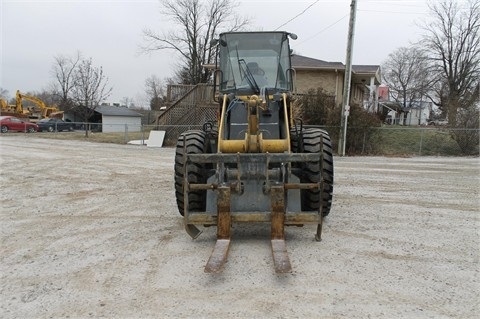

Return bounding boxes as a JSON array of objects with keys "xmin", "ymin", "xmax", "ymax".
[{"xmin": 91, "ymin": 105, "xmax": 142, "ymax": 133}]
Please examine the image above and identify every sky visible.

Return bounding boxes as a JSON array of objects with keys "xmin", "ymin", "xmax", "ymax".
[{"xmin": 1, "ymin": 0, "xmax": 433, "ymax": 107}]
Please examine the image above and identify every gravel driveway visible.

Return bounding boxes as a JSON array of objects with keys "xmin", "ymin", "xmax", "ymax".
[{"xmin": 1, "ymin": 136, "xmax": 478, "ymax": 318}]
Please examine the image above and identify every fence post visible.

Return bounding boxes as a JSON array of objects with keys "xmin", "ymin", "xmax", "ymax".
[
  {"xmin": 124, "ymin": 124, "xmax": 128, "ymax": 144},
  {"xmin": 362, "ymin": 131, "xmax": 366, "ymax": 154},
  {"xmin": 419, "ymin": 128, "xmax": 424, "ymax": 156}
]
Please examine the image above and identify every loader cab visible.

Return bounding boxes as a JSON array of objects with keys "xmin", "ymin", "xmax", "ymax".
[{"xmin": 216, "ymin": 31, "xmax": 296, "ymax": 95}]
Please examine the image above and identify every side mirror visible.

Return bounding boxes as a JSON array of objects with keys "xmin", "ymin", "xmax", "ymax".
[
  {"xmin": 210, "ymin": 39, "xmax": 227, "ymax": 47},
  {"xmin": 288, "ymin": 33, "xmax": 298, "ymax": 40}
]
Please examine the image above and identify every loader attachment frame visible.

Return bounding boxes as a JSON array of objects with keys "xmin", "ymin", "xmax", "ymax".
[{"xmin": 182, "ymin": 152, "xmax": 324, "ymax": 273}]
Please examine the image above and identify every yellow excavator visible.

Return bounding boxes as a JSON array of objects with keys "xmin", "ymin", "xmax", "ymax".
[
  {"xmin": 0, "ymin": 98, "xmax": 8, "ymax": 112},
  {"xmin": 1, "ymin": 96, "xmax": 29, "ymax": 117},
  {"xmin": 15, "ymin": 90, "xmax": 63, "ymax": 121},
  {"xmin": 1, "ymin": 91, "xmax": 63, "ymax": 121}
]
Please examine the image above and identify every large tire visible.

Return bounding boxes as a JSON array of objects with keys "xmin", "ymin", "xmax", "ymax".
[
  {"xmin": 174, "ymin": 130, "xmax": 208, "ymax": 216},
  {"xmin": 291, "ymin": 127, "xmax": 334, "ymax": 216},
  {"xmin": 1, "ymin": 125, "xmax": 8, "ymax": 133}
]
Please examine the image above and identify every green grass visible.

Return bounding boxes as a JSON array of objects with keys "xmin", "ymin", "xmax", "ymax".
[
  {"xmin": 6, "ymin": 130, "xmax": 150, "ymax": 145},
  {"xmin": 368, "ymin": 126, "xmax": 462, "ymax": 156},
  {"xmin": 4, "ymin": 125, "xmax": 473, "ymax": 156}
]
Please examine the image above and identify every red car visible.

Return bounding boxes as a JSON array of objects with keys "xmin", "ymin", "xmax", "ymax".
[{"xmin": 0, "ymin": 116, "xmax": 39, "ymax": 133}]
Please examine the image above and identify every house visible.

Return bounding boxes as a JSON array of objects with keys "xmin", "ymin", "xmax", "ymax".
[
  {"xmin": 159, "ymin": 54, "xmax": 382, "ymax": 130},
  {"xmin": 397, "ymin": 101, "xmax": 432, "ymax": 126},
  {"xmin": 65, "ymin": 105, "xmax": 142, "ymax": 133},
  {"xmin": 401, "ymin": 101, "xmax": 432, "ymax": 125},
  {"xmin": 380, "ymin": 100, "xmax": 432, "ymax": 126},
  {"xmin": 88, "ymin": 105, "xmax": 142, "ymax": 133},
  {"xmin": 291, "ymin": 54, "xmax": 381, "ymax": 111}
]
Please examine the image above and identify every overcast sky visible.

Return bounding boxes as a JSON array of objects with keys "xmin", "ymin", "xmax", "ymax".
[{"xmin": 1, "ymin": 0, "xmax": 433, "ymax": 106}]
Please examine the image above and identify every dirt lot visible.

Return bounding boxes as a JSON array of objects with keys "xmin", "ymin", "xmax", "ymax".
[{"xmin": 0, "ymin": 135, "xmax": 479, "ymax": 318}]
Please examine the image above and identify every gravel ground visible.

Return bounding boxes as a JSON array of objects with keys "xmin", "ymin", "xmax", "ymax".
[{"xmin": 0, "ymin": 135, "xmax": 479, "ymax": 318}]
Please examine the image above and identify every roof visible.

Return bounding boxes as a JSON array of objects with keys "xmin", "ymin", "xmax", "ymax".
[
  {"xmin": 291, "ymin": 54, "xmax": 381, "ymax": 84},
  {"xmin": 352, "ymin": 65, "xmax": 381, "ymax": 74},
  {"xmin": 292, "ymin": 54, "xmax": 380, "ymax": 74},
  {"xmin": 291, "ymin": 54, "xmax": 344, "ymax": 70},
  {"xmin": 95, "ymin": 105, "xmax": 142, "ymax": 117}
]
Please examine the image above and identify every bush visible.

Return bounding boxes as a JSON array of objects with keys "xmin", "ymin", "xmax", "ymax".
[
  {"xmin": 452, "ymin": 102, "xmax": 479, "ymax": 155},
  {"xmin": 295, "ymin": 88, "xmax": 336, "ymax": 126},
  {"xmin": 296, "ymin": 89, "xmax": 382, "ymax": 154}
]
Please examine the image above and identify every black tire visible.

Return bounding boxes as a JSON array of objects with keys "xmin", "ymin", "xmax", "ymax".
[
  {"xmin": 291, "ymin": 127, "xmax": 334, "ymax": 216},
  {"xmin": 1, "ymin": 125, "xmax": 8, "ymax": 133},
  {"xmin": 174, "ymin": 130, "xmax": 208, "ymax": 216},
  {"xmin": 27, "ymin": 127, "xmax": 36, "ymax": 133},
  {"xmin": 48, "ymin": 126, "xmax": 54, "ymax": 132}
]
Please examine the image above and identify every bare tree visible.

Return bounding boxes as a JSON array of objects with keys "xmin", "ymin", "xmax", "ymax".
[
  {"xmin": 51, "ymin": 52, "xmax": 82, "ymax": 111},
  {"xmin": 420, "ymin": 0, "xmax": 480, "ymax": 125},
  {"xmin": 382, "ymin": 46, "xmax": 432, "ymax": 108},
  {"xmin": 0, "ymin": 87, "xmax": 9, "ymax": 100},
  {"xmin": 142, "ymin": 0, "xmax": 248, "ymax": 84},
  {"xmin": 34, "ymin": 90, "xmax": 58, "ymax": 107},
  {"xmin": 120, "ymin": 97, "xmax": 134, "ymax": 108},
  {"xmin": 145, "ymin": 75, "xmax": 165, "ymax": 110},
  {"xmin": 71, "ymin": 57, "xmax": 112, "ymax": 136}
]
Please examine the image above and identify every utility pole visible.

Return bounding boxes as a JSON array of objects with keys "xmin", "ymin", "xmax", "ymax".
[{"xmin": 338, "ymin": 0, "xmax": 357, "ymax": 156}]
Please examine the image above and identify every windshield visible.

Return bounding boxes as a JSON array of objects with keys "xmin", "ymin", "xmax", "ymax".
[{"xmin": 218, "ymin": 32, "xmax": 293, "ymax": 94}]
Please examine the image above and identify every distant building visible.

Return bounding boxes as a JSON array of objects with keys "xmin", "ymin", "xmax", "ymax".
[
  {"xmin": 91, "ymin": 105, "xmax": 142, "ymax": 133},
  {"xmin": 291, "ymin": 54, "xmax": 381, "ymax": 111},
  {"xmin": 65, "ymin": 105, "xmax": 142, "ymax": 133},
  {"xmin": 381, "ymin": 100, "xmax": 432, "ymax": 126},
  {"xmin": 400, "ymin": 101, "xmax": 432, "ymax": 126}
]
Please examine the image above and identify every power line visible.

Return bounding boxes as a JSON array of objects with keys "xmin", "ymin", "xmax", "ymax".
[
  {"xmin": 358, "ymin": 9, "xmax": 425, "ymax": 14},
  {"xmin": 274, "ymin": 0, "xmax": 320, "ymax": 31},
  {"xmin": 296, "ymin": 14, "xmax": 348, "ymax": 46}
]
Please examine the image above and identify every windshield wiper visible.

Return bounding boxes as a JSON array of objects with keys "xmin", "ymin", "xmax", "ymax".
[{"xmin": 238, "ymin": 58, "xmax": 260, "ymax": 94}]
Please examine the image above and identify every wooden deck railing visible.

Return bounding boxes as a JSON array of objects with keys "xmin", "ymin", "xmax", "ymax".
[{"xmin": 156, "ymin": 83, "xmax": 218, "ymax": 128}]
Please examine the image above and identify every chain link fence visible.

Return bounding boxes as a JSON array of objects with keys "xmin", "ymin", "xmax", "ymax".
[
  {"xmin": 349, "ymin": 127, "xmax": 478, "ymax": 156},
  {"xmin": 7, "ymin": 122, "xmax": 478, "ymax": 156},
  {"xmin": 314, "ymin": 126, "xmax": 479, "ymax": 156},
  {"xmin": 154, "ymin": 125, "xmax": 479, "ymax": 156}
]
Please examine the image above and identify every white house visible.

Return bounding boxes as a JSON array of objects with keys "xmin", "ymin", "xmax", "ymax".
[
  {"xmin": 93, "ymin": 105, "xmax": 142, "ymax": 133},
  {"xmin": 399, "ymin": 101, "xmax": 432, "ymax": 126},
  {"xmin": 380, "ymin": 100, "xmax": 432, "ymax": 126}
]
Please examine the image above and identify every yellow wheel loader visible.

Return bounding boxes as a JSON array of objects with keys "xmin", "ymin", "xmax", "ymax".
[{"xmin": 174, "ymin": 31, "xmax": 334, "ymax": 273}]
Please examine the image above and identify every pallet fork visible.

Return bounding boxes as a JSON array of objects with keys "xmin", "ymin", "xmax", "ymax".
[{"xmin": 183, "ymin": 152, "xmax": 324, "ymax": 273}]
